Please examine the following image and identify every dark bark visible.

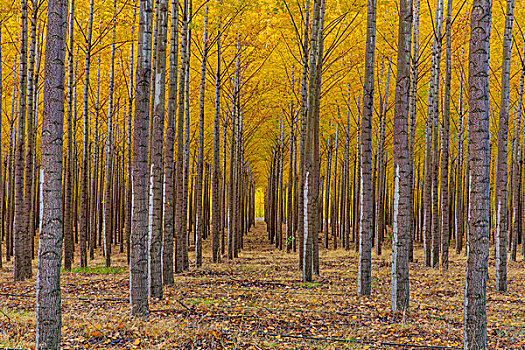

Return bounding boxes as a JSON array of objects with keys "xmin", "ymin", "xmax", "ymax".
[
  {"xmin": 130, "ymin": 0, "xmax": 154, "ymax": 318},
  {"xmin": 464, "ymin": 0, "xmax": 491, "ymax": 347},
  {"xmin": 36, "ymin": 0, "xmax": 67, "ymax": 345}
]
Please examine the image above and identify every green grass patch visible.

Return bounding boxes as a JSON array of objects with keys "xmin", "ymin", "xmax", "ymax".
[
  {"xmin": 298, "ymin": 282, "xmax": 319, "ymax": 289},
  {"xmin": 189, "ymin": 298, "xmax": 217, "ymax": 306},
  {"xmin": 62, "ymin": 266, "xmax": 125, "ymax": 274}
]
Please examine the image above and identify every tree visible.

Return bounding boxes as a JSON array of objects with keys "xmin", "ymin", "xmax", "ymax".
[
  {"xmin": 130, "ymin": 0, "xmax": 154, "ymax": 318},
  {"xmin": 211, "ymin": 1, "xmax": 222, "ymax": 262},
  {"xmin": 391, "ymin": 0, "xmax": 412, "ymax": 312},
  {"xmin": 103, "ymin": 0, "xmax": 118, "ymax": 268},
  {"xmin": 14, "ymin": 0, "xmax": 31, "ymax": 282},
  {"xmin": 324, "ymin": 123, "xmax": 332, "ymax": 248},
  {"xmin": 440, "ymin": 0, "xmax": 453, "ymax": 270},
  {"xmin": 494, "ymin": 0, "xmax": 515, "ymax": 291},
  {"xmin": 408, "ymin": 0, "xmax": 420, "ymax": 263},
  {"xmin": 162, "ymin": 0, "xmax": 179, "ymax": 284},
  {"xmin": 195, "ymin": 1, "xmax": 209, "ymax": 267},
  {"xmin": 35, "ymin": 0, "xmax": 67, "ymax": 345},
  {"xmin": 0, "ymin": 24, "xmax": 3, "ymax": 268},
  {"xmin": 302, "ymin": 0, "xmax": 323, "ymax": 282},
  {"xmin": 63, "ymin": 0, "xmax": 76, "ymax": 271},
  {"xmin": 358, "ymin": 0, "xmax": 376, "ymax": 295},
  {"xmin": 296, "ymin": 0, "xmax": 310, "ymax": 270},
  {"xmin": 150, "ymin": 0, "xmax": 169, "ymax": 299},
  {"xmin": 175, "ymin": 0, "xmax": 189, "ymax": 273},
  {"xmin": 79, "ymin": 0, "xmax": 96, "ymax": 268},
  {"xmin": 464, "ymin": 0, "xmax": 492, "ymax": 347}
]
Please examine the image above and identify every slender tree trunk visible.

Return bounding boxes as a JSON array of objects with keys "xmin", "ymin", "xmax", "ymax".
[
  {"xmin": 297, "ymin": 1, "xmax": 310, "ymax": 270},
  {"xmin": 343, "ymin": 87, "xmax": 350, "ymax": 251},
  {"xmin": 0, "ymin": 26, "xmax": 3, "ymax": 268},
  {"xmin": 130, "ymin": 0, "xmax": 154, "ymax": 318},
  {"xmin": 376, "ymin": 58, "xmax": 391, "ymax": 256},
  {"xmin": 408, "ymin": 0, "xmax": 419, "ymax": 263},
  {"xmin": 175, "ymin": 0, "xmax": 189, "ymax": 273},
  {"xmin": 494, "ymin": 0, "xmax": 515, "ymax": 291},
  {"xmin": 228, "ymin": 104, "xmax": 237, "ymax": 259},
  {"xmin": 90, "ymin": 57, "xmax": 101, "ymax": 260},
  {"xmin": 162, "ymin": 0, "xmax": 178, "ymax": 283},
  {"xmin": 124, "ymin": 7, "xmax": 136, "ymax": 264},
  {"xmin": 6, "ymin": 57, "xmax": 16, "ymax": 263},
  {"xmin": 431, "ymin": 0, "xmax": 444, "ymax": 268},
  {"xmin": 511, "ymin": 99, "xmax": 522, "ymax": 263},
  {"xmin": 182, "ymin": 2, "xmax": 192, "ymax": 270},
  {"xmin": 287, "ymin": 69, "xmax": 296, "ymax": 252},
  {"xmin": 331, "ymin": 124, "xmax": 339, "ymax": 245},
  {"xmin": 518, "ymin": 39, "xmax": 525, "ymax": 263},
  {"xmin": 277, "ymin": 122, "xmax": 284, "ymax": 250},
  {"xmin": 63, "ymin": 0, "xmax": 76, "ymax": 271},
  {"xmin": 14, "ymin": 0, "xmax": 31, "ymax": 281},
  {"xmin": 195, "ymin": 2, "xmax": 209, "ymax": 267},
  {"xmin": 103, "ymin": 0, "xmax": 117, "ymax": 268},
  {"xmin": 353, "ymin": 97, "xmax": 361, "ymax": 249},
  {"xmin": 312, "ymin": 3, "xmax": 325, "ymax": 276},
  {"xmin": 303, "ymin": 0, "xmax": 324, "ymax": 282},
  {"xmin": 324, "ymin": 128, "xmax": 332, "ymax": 249},
  {"xmin": 440, "ymin": 0, "xmax": 453, "ymax": 271},
  {"xmin": 391, "ymin": 0, "xmax": 412, "ymax": 312},
  {"xmin": 221, "ymin": 111, "xmax": 228, "ymax": 256},
  {"xmin": 149, "ymin": 0, "xmax": 168, "ymax": 299},
  {"xmin": 358, "ymin": 0, "xmax": 376, "ymax": 295},
  {"xmin": 211, "ymin": 2, "xmax": 222, "ymax": 262},
  {"xmin": 36, "ymin": 0, "xmax": 66, "ymax": 345},
  {"xmin": 455, "ymin": 47, "xmax": 465, "ymax": 255},
  {"xmin": 79, "ymin": 0, "xmax": 95, "ymax": 268},
  {"xmin": 464, "ymin": 0, "xmax": 491, "ymax": 346}
]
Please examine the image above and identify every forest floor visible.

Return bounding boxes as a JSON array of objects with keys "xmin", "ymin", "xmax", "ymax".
[{"xmin": 0, "ymin": 222, "xmax": 524, "ymax": 349}]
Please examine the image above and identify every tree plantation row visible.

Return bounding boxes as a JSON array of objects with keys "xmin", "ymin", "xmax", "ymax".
[{"xmin": 0, "ymin": 0, "xmax": 522, "ymax": 348}]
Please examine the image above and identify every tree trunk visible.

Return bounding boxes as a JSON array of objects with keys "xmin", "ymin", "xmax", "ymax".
[
  {"xmin": 0, "ymin": 26, "xmax": 3, "ymax": 268},
  {"xmin": 221, "ymin": 112, "xmax": 228, "ymax": 256},
  {"xmin": 376, "ymin": 58, "xmax": 391, "ymax": 256},
  {"xmin": 124, "ymin": 7, "xmax": 137, "ymax": 264},
  {"xmin": 130, "ymin": 0, "xmax": 154, "ymax": 318},
  {"xmin": 431, "ymin": 0, "xmax": 444, "ymax": 269},
  {"xmin": 494, "ymin": 0, "xmax": 515, "ymax": 291},
  {"xmin": 79, "ymin": 0, "xmax": 95, "ymax": 268},
  {"xmin": 175, "ymin": 0, "xmax": 189, "ymax": 273},
  {"xmin": 14, "ymin": 0, "xmax": 31, "ymax": 281},
  {"xmin": 287, "ymin": 69, "xmax": 296, "ymax": 252},
  {"xmin": 162, "ymin": 0, "xmax": 178, "ymax": 284},
  {"xmin": 331, "ymin": 124, "xmax": 339, "ymax": 246},
  {"xmin": 90, "ymin": 57, "xmax": 101, "ymax": 260},
  {"xmin": 36, "ymin": 0, "xmax": 66, "ymax": 344},
  {"xmin": 324, "ymin": 126, "xmax": 332, "ymax": 249},
  {"xmin": 297, "ymin": 1, "xmax": 310, "ymax": 270},
  {"xmin": 303, "ymin": 0, "xmax": 324, "ymax": 282},
  {"xmin": 195, "ymin": 2, "xmax": 209, "ymax": 267},
  {"xmin": 182, "ymin": 1, "xmax": 192, "ymax": 270},
  {"xmin": 358, "ymin": 0, "xmax": 376, "ymax": 295},
  {"xmin": 455, "ymin": 47, "xmax": 465, "ymax": 255},
  {"xmin": 391, "ymin": 0, "xmax": 412, "ymax": 312},
  {"xmin": 408, "ymin": 0, "xmax": 419, "ymax": 263},
  {"xmin": 211, "ymin": 2, "xmax": 222, "ymax": 262},
  {"xmin": 63, "ymin": 0, "xmax": 76, "ymax": 271},
  {"xmin": 464, "ymin": 0, "xmax": 491, "ymax": 347},
  {"xmin": 149, "ymin": 0, "xmax": 168, "ymax": 298},
  {"xmin": 440, "ymin": 0, "xmax": 453, "ymax": 270}
]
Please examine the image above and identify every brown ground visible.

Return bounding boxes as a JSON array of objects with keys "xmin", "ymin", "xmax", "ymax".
[{"xmin": 0, "ymin": 222, "xmax": 523, "ymax": 349}]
